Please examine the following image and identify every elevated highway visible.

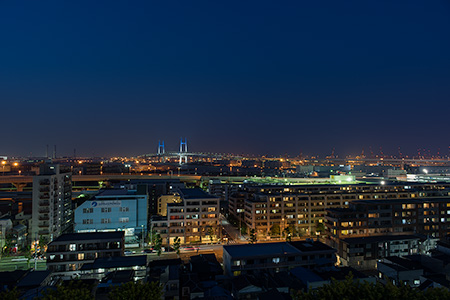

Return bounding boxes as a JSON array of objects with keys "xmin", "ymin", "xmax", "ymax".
[{"xmin": 0, "ymin": 174, "xmax": 202, "ymax": 185}]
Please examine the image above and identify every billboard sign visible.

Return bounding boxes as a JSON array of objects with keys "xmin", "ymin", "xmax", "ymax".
[{"xmin": 91, "ymin": 200, "xmax": 122, "ymax": 207}]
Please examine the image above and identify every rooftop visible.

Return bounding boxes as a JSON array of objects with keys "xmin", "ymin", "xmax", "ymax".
[
  {"xmin": 342, "ymin": 234, "xmax": 420, "ymax": 245},
  {"xmin": 383, "ymin": 256, "xmax": 423, "ymax": 270},
  {"xmin": 224, "ymin": 242, "xmax": 300, "ymax": 258},
  {"xmin": 17, "ymin": 270, "xmax": 51, "ymax": 288},
  {"xmin": 51, "ymin": 231, "xmax": 124, "ymax": 243},
  {"xmin": 289, "ymin": 241, "xmax": 336, "ymax": 253},
  {"xmin": 148, "ymin": 258, "xmax": 182, "ymax": 268},
  {"xmin": 96, "ymin": 189, "xmax": 137, "ymax": 197},
  {"xmin": 179, "ymin": 188, "xmax": 216, "ymax": 199},
  {"xmin": 80, "ymin": 255, "xmax": 147, "ymax": 270}
]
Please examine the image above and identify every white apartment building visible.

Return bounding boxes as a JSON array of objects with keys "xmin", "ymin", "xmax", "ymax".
[{"xmin": 31, "ymin": 164, "xmax": 72, "ymax": 242}]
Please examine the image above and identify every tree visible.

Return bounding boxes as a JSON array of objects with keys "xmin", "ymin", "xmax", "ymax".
[
  {"xmin": 38, "ymin": 235, "xmax": 49, "ymax": 253},
  {"xmin": 240, "ymin": 222, "xmax": 248, "ymax": 236},
  {"xmin": 284, "ymin": 227, "xmax": 292, "ymax": 242},
  {"xmin": 269, "ymin": 224, "xmax": 280, "ymax": 236},
  {"xmin": 154, "ymin": 233, "xmax": 163, "ymax": 256},
  {"xmin": 173, "ymin": 236, "xmax": 181, "ymax": 256},
  {"xmin": 2, "ymin": 234, "xmax": 14, "ymax": 255},
  {"xmin": 292, "ymin": 274, "xmax": 450, "ymax": 300},
  {"xmin": 148, "ymin": 229, "xmax": 157, "ymax": 246},
  {"xmin": 315, "ymin": 221, "xmax": 325, "ymax": 235},
  {"xmin": 298, "ymin": 228, "xmax": 306, "ymax": 237},
  {"xmin": 0, "ymin": 287, "xmax": 19, "ymax": 300},
  {"xmin": 38, "ymin": 280, "xmax": 93, "ymax": 300},
  {"xmin": 249, "ymin": 229, "xmax": 257, "ymax": 244},
  {"xmin": 109, "ymin": 281, "xmax": 163, "ymax": 300},
  {"xmin": 207, "ymin": 226, "xmax": 214, "ymax": 244}
]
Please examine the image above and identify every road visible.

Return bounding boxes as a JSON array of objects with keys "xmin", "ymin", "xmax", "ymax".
[
  {"xmin": 128, "ymin": 243, "xmax": 225, "ymax": 263},
  {"xmin": 0, "ymin": 256, "xmax": 47, "ymax": 271},
  {"xmin": 220, "ymin": 214, "xmax": 247, "ymax": 243}
]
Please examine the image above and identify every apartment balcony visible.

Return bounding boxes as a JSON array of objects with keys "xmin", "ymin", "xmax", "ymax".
[
  {"xmin": 39, "ymin": 215, "xmax": 49, "ymax": 221},
  {"xmin": 40, "ymin": 194, "xmax": 50, "ymax": 200},
  {"xmin": 39, "ymin": 208, "xmax": 50, "ymax": 214},
  {"xmin": 39, "ymin": 201, "xmax": 50, "ymax": 207},
  {"xmin": 40, "ymin": 187, "xmax": 50, "ymax": 192},
  {"xmin": 39, "ymin": 222, "xmax": 49, "ymax": 228},
  {"xmin": 39, "ymin": 179, "xmax": 50, "ymax": 185},
  {"xmin": 38, "ymin": 230, "xmax": 50, "ymax": 235}
]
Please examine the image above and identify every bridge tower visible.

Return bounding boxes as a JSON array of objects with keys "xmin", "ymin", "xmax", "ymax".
[
  {"xmin": 179, "ymin": 138, "xmax": 188, "ymax": 164},
  {"xmin": 180, "ymin": 138, "xmax": 187, "ymax": 153},
  {"xmin": 158, "ymin": 140, "xmax": 165, "ymax": 154}
]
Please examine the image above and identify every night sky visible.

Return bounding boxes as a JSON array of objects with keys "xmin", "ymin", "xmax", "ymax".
[{"xmin": 1, "ymin": 1, "xmax": 449, "ymax": 157}]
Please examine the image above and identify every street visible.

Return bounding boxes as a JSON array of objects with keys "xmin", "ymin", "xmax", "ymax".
[{"xmin": 0, "ymin": 256, "xmax": 47, "ymax": 271}]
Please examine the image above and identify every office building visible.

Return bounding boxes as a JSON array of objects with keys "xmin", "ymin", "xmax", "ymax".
[{"xmin": 74, "ymin": 189, "xmax": 147, "ymax": 244}]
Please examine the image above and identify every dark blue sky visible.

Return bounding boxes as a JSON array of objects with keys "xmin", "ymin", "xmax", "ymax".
[{"xmin": 1, "ymin": 1, "xmax": 449, "ymax": 157}]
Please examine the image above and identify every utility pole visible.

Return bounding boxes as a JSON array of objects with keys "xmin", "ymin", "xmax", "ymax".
[
  {"xmin": 34, "ymin": 235, "xmax": 38, "ymax": 270},
  {"xmin": 141, "ymin": 225, "xmax": 144, "ymax": 249}
]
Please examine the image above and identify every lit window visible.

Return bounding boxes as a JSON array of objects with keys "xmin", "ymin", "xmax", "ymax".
[{"xmin": 69, "ymin": 244, "xmax": 76, "ymax": 251}]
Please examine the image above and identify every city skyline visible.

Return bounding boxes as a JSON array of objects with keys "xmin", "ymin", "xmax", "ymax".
[
  {"xmin": 1, "ymin": 1, "xmax": 449, "ymax": 157},
  {"xmin": 2, "ymin": 140, "xmax": 450, "ymax": 160}
]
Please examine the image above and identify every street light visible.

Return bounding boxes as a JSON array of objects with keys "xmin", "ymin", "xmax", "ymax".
[{"xmin": 141, "ymin": 225, "xmax": 144, "ymax": 249}]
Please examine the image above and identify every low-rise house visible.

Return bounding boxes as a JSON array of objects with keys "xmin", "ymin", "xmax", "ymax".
[
  {"xmin": 290, "ymin": 266, "xmax": 376, "ymax": 291},
  {"xmin": 79, "ymin": 255, "xmax": 147, "ymax": 281},
  {"xmin": 46, "ymin": 231, "xmax": 124, "ymax": 279},
  {"xmin": 223, "ymin": 241, "xmax": 336, "ymax": 277},
  {"xmin": 338, "ymin": 234, "xmax": 421, "ymax": 270},
  {"xmin": 149, "ymin": 259, "xmax": 182, "ymax": 300},
  {"xmin": 377, "ymin": 256, "xmax": 424, "ymax": 287}
]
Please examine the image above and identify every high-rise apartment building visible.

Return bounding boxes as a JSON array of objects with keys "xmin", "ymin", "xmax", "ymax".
[{"xmin": 31, "ymin": 164, "xmax": 72, "ymax": 242}]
